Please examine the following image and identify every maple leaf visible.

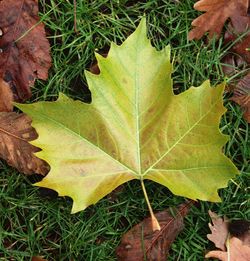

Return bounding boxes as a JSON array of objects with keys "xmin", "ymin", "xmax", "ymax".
[
  {"xmin": 205, "ymin": 237, "xmax": 250, "ymax": 261},
  {"xmin": 207, "ymin": 210, "xmax": 229, "ymax": 251},
  {"xmin": 0, "ymin": 0, "xmax": 51, "ymax": 102},
  {"xmin": 0, "ymin": 112, "xmax": 49, "ymax": 175},
  {"xmin": 16, "ymin": 18, "xmax": 239, "ymax": 213},
  {"xmin": 188, "ymin": 0, "xmax": 249, "ymax": 40},
  {"xmin": 116, "ymin": 201, "xmax": 193, "ymax": 261},
  {"xmin": 230, "ymin": 73, "xmax": 250, "ymax": 123}
]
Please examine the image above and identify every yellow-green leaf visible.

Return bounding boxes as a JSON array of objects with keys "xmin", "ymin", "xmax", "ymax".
[{"xmin": 16, "ymin": 18, "xmax": 239, "ymax": 213}]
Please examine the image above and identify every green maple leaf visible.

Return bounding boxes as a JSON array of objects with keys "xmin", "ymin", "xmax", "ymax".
[{"xmin": 17, "ymin": 18, "xmax": 238, "ymax": 214}]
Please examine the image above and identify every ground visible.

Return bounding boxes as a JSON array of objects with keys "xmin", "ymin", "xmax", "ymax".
[{"xmin": 0, "ymin": 0, "xmax": 249, "ymax": 260}]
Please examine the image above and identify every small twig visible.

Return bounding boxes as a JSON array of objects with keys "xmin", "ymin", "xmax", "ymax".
[{"xmin": 73, "ymin": 0, "xmax": 78, "ymax": 34}]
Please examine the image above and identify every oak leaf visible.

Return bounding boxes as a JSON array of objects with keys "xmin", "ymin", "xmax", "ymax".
[
  {"xmin": 17, "ymin": 18, "xmax": 238, "ymax": 213},
  {"xmin": 230, "ymin": 73, "xmax": 250, "ymax": 123},
  {"xmin": 207, "ymin": 210, "xmax": 229, "ymax": 251},
  {"xmin": 0, "ymin": 112, "xmax": 49, "ymax": 175},
  {"xmin": 205, "ymin": 237, "xmax": 250, "ymax": 261},
  {"xmin": 189, "ymin": 0, "xmax": 249, "ymax": 40},
  {"xmin": 116, "ymin": 201, "xmax": 193, "ymax": 261},
  {"xmin": 0, "ymin": 0, "xmax": 51, "ymax": 102}
]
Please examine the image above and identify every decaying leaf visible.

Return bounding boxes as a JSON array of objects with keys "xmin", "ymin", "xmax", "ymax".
[
  {"xmin": 0, "ymin": 79, "xmax": 13, "ymax": 112},
  {"xmin": 0, "ymin": 0, "xmax": 51, "ymax": 102},
  {"xmin": 0, "ymin": 112, "xmax": 49, "ymax": 175},
  {"xmin": 205, "ymin": 237, "xmax": 250, "ymax": 261},
  {"xmin": 207, "ymin": 210, "xmax": 229, "ymax": 251},
  {"xmin": 229, "ymin": 220, "xmax": 250, "ymax": 245},
  {"xmin": 32, "ymin": 257, "xmax": 48, "ymax": 261},
  {"xmin": 188, "ymin": 0, "xmax": 249, "ymax": 40},
  {"xmin": 17, "ymin": 18, "xmax": 238, "ymax": 213},
  {"xmin": 116, "ymin": 201, "xmax": 193, "ymax": 261},
  {"xmin": 224, "ymin": 16, "xmax": 250, "ymax": 64},
  {"xmin": 206, "ymin": 211, "xmax": 250, "ymax": 260},
  {"xmin": 230, "ymin": 73, "xmax": 250, "ymax": 123}
]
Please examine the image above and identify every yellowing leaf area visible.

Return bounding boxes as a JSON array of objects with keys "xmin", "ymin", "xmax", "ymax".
[{"xmin": 17, "ymin": 19, "xmax": 238, "ymax": 213}]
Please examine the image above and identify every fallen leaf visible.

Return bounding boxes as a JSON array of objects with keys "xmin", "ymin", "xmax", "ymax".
[
  {"xmin": 224, "ymin": 16, "xmax": 250, "ymax": 64},
  {"xmin": 221, "ymin": 54, "xmax": 246, "ymax": 77},
  {"xmin": 0, "ymin": 0, "xmax": 51, "ymax": 102},
  {"xmin": 0, "ymin": 79, "xmax": 13, "ymax": 111},
  {"xmin": 205, "ymin": 237, "xmax": 250, "ymax": 260},
  {"xmin": 0, "ymin": 112, "xmax": 49, "ymax": 175},
  {"xmin": 229, "ymin": 220, "xmax": 250, "ymax": 245},
  {"xmin": 189, "ymin": 0, "xmax": 249, "ymax": 40},
  {"xmin": 17, "ymin": 18, "xmax": 238, "ymax": 213},
  {"xmin": 207, "ymin": 210, "xmax": 229, "ymax": 251},
  {"xmin": 32, "ymin": 257, "xmax": 48, "ymax": 261},
  {"xmin": 116, "ymin": 201, "xmax": 193, "ymax": 261},
  {"xmin": 230, "ymin": 73, "xmax": 250, "ymax": 123}
]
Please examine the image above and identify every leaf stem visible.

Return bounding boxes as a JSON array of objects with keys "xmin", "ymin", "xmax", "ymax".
[{"xmin": 140, "ymin": 180, "xmax": 161, "ymax": 231}]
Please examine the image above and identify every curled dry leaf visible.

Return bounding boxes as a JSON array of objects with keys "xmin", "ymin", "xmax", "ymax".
[
  {"xmin": 230, "ymin": 73, "xmax": 250, "ymax": 123},
  {"xmin": 188, "ymin": 0, "xmax": 249, "ymax": 40},
  {"xmin": 0, "ymin": 112, "xmax": 49, "ymax": 175},
  {"xmin": 0, "ymin": 0, "xmax": 51, "ymax": 102},
  {"xmin": 207, "ymin": 210, "xmax": 229, "ymax": 251},
  {"xmin": 116, "ymin": 201, "xmax": 193, "ymax": 261},
  {"xmin": 0, "ymin": 79, "xmax": 13, "ymax": 112},
  {"xmin": 205, "ymin": 237, "xmax": 250, "ymax": 261}
]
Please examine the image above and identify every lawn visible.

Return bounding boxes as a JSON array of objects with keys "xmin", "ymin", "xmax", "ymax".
[{"xmin": 0, "ymin": 0, "xmax": 249, "ymax": 260}]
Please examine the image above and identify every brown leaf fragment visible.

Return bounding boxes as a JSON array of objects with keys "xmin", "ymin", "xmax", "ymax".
[
  {"xmin": 0, "ymin": 0, "xmax": 51, "ymax": 102},
  {"xmin": 207, "ymin": 210, "xmax": 229, "ymax": 251},
  {"xmin": 32, "ymin": 257, "xmax": 48, "ymax": 261},
  {"xmin": 89, "ymin": 53, "xmax": 108, "ymax": 75},
  {"xmin": 229, "ymin": 220, "xmax": 250, "ymax": 246},
  {"xmin": 225, "ymin": 16, "xmax": 250, "ymax": 64},
  {"xmin": 230, "ymin": 73, "xmax": 250, "ymax": 123},
  {"xmin": 188, "ymin": 0, "xmax": 249, "ymax": 40},
  {"xmin": 221, "ymin": 54, "xmax": 246, "ymax": 77},
  {"xmin": 0, "ymin": 79, "xmax": 13, "ymax": 111},
  {"xmin": 0, "ymin": 112, "xmax": 49, "ymax": 175},
  {"xmin": 205, "ymin": 237, "xmax": 250, "ymax": 261},
  {"xmin": 116, "ymin": 201, "xmax": 193, "ymax": 261}
]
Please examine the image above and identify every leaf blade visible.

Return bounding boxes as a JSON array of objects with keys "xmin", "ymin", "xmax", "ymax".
[{"xmin": 16, "ymin": 18, "xmax": 239, "ymax": 213}]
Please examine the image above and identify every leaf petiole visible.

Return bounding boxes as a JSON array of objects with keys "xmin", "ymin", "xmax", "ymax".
[{"xmin": 140, "ymin": 179, "xmax": 161, "ymax": 231}]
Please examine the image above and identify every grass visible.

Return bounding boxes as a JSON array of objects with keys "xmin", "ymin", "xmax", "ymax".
[{"xmin": 0, "ymin": 0, "xmax": 249, "ymax": 260}]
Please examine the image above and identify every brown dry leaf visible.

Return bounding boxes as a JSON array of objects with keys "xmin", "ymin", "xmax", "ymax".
[
  {"xmin": 205, "ymin": 237, "xmax": 250, "ymax": 261},
  {"xmin": 0, "ymin": 79, "xmax": 13, "ymax": 111},
  {"xmin": 230, "ymin": 73, "xmax": 250, "ymax": 123},
  {"xmin": 207, "ymin": 210, "xmax": 229, "ymax": 251},
  {"xmin": 188, "ymin": 0, "xmax": 249, "ymax": 40},
  {"xmin": 32, "ymin": 257, "xmax": 48, "ymax": 261},
  {"xmin": 0, "ymin": 0, "xmax": 51, "ymax": 102},
  {"xmin": 224, "ymin": 16, "xmax": 250, "ymax": 64},
  {"xmin": 116, "ymin": 201, "xmax": 193, "ymax": 261},
  {"xmin": 0, "ymin": 112, "xmax": 49, "ymax": 175}
]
